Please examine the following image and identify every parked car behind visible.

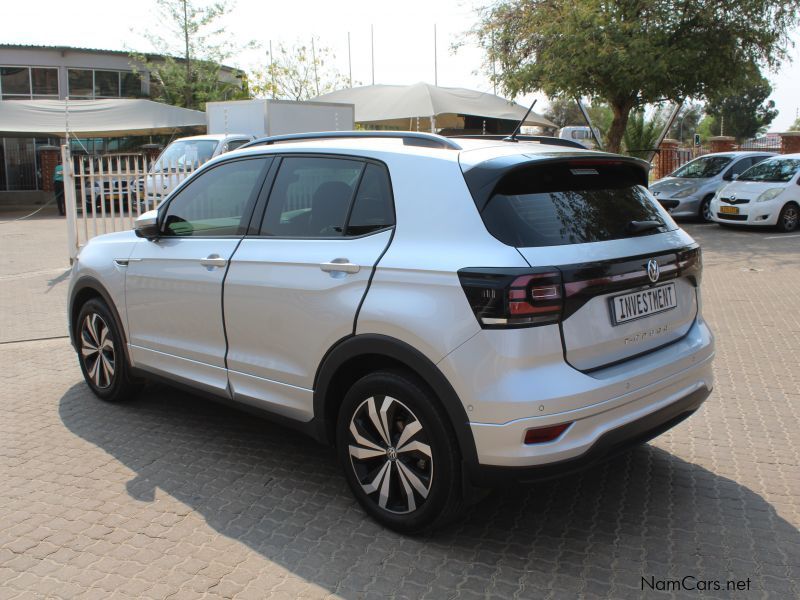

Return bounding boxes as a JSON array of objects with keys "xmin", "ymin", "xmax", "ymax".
[
  {"xmin": 650, "ymin": 151, "xmax": 775, "ymax": 221},
  {"xmin": 68, "ymin": 131, "xmax": 714, "ymax": 533},
  {"xmin": 557, "ymin": 125, "xmax": 602, "ymax": 149},
  {"xmin": 710, "ymin": 154, "xmax": 800, "ymax": 232},
  {"xmin": 142, "ymin": 134, "xmax": 254, "ymax": 207}
]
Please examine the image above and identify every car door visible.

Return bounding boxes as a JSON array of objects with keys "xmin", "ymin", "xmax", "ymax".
[
  {"xmin": 224, "ymin": 155, "xmax": 395, "ymax": 421},
  {"xmin": 125, "ymin": 156, "xmax": 272, "ymax": 394}
]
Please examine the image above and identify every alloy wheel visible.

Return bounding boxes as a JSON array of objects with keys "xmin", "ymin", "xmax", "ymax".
[
  {"xmin": 701, "ymin": 199, "xmax": 713, "ymax": 222},
  {"xmin": 80, "ymin": 313, "xmax": 115, "ymax": 389},
  {"xmin": 782, "ymin": 206, "xmax": 798, "ymax": 231},
  {"xmin": 347, "ymin": 395, "xmax": 433, "ymax": 514}
]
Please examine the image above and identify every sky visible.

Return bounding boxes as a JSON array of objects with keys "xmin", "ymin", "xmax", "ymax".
[{"xmin": 2, "ymin": 0, "xmax": 799, "ymax": 130}]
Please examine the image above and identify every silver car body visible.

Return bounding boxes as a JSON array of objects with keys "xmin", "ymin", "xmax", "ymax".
[
  {"xmin": 651, "ymin": 151, "xmax": 775, "ymax": 218},
  {"xmin": 69, "ymin": 136, "xmax": 714, "ymax": 479}
]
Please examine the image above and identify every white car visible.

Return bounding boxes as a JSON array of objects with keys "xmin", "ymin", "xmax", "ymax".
[
  {"xmin": 68, "ymin": 131, "xmax": 714, "ymax": 532},
  {"xmin": 143, "ymin": 134, "xmax": 254, "ymax": 207},
  {"xmin": 710, "ymin": 153, "xmax": 800, "ymax": 232}
]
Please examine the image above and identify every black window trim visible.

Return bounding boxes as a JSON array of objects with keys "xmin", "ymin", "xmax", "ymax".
[
  {"xmin": 247, "ymin": 151, "xmax": 397, "ymax": 241},
  {"xmin": 155, "ymin": 155, "xmax": 274, "ymax": 240}
]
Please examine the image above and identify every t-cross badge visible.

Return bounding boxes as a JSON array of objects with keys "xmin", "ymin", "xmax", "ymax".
[{"xmin": 68, "ymin": 132, "xmax": 714, "ymax": 533}]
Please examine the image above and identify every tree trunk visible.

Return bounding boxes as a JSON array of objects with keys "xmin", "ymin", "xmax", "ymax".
[{"xmin": 606, "ymin": 100, "xmax": 634, "ymax": 154}]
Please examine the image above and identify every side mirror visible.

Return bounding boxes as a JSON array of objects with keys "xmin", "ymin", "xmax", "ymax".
[
  {"xmin": 731, "ymin": 173, "xmax": 739, "ymax": 180},
  {"xmin": 134, "ymin": 209, "xmax": 160, "ymax": 239}
]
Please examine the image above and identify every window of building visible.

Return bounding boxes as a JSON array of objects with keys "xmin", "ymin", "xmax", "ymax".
[
  {"xmin": 94, "ymin": 70, "xmax": 119, "ymax": 97},
  {"xmin": 31, "ymin": 68, "xmax": 58, "ymax": 96},
  {"xmin": 68, "ymin": 69, "xmax": 94, "ymax": 98},
  {"xmin": 121, "ymin": 72, "xmax": 142, "ymax": 97},
  {"xmin": 1, "ymin": 67, "xmax": 31, "ymax": 97}
]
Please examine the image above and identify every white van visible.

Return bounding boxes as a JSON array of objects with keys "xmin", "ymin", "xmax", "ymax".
[
  {"xmin": 558, "ymin": 126, "xmax": 602, "ymax": 149},
  {"xmin": 143, "ymin": 134, "xmax": 254, "ymax": 207}
]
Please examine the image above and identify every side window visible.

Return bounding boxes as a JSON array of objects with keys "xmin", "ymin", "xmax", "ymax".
[
  {"xmin": 729, "ymin": 158, "xmax": 752, "ymax": 178},
  {"xmin": 346, "ymin": 163, "xmax": 395, "ymax": 236},
  {"xmin": 226, "ymin": 139, "xmax": 249, "ymax": 152},
  {"xmin": 161, "ymin": 158, "xmax": 269, "ymax": 237},
  {"xmin": 260, "ymin": 157, "xmax": 363, "ymax": 237}
]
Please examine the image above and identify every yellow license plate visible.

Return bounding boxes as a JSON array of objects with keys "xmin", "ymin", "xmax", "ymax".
[{"xmin": 719, "ymin": 205, "xmax": 739, "ymax": 215}]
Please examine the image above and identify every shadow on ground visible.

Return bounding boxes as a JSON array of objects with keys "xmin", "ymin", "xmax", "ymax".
[{"xmin": 59, "ymin": 381, "xmax": 800, "ymax": 598}]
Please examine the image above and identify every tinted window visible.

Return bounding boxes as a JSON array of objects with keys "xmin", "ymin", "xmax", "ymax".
[
  {"xmin": 672, "ymin": 156, "xmax": 732, "ymax": 178},
  {"xmin": 1, "ymin": 67, "xmax": 30, "ymax": 96},
  {"xmin": 161, "ymin": 158, "xmax": 268, "ymax": 237},
  {"xmin": 226, "ymin": 139, "xmax": 250, "ymax": 152},
  {"xmin": 261, "ymin": 157, "xmax": 363, "ymax": 237},
  {"xmin": 346, "ymin": 164, "xmax": 394, "ymax": 236},
  {"xmin": 120, "ymin": 72, "xmax": 141, "ymax": 97},
  {"xmin": 728, "ymin": 158, "xmax": 753, "ymax": 178},
  {"xmin": 68, "ymin": 69, "xmax": 93, "ymax": 98},
  {"xmin": 94, "ymin": 70, "xmax": 119, "ymax": 97},
  {"xmin": 31, "ymin": 68, "xmax": 58, "ymax": 96},
  {"xmin": 481, "ymin": 163, "xmax": 674, "ymax": 247},
  {"xmin": 738, "ymin": 158, "xmax": 800, "ymax": 182}
]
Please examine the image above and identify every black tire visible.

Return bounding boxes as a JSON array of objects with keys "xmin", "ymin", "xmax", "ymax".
[
  {"xmin": 698, "ymin": 194, "xmax": 714, "ymax": 222},
  {"xmin": 336, "ymin": 370, "xmax": 464, "ymax": 533},
  {"xmin": 76, "ymin": 298, "xmax": 141, "ymax": 402},
  {"xmin": 776, "ymin": 202, "xmax": 799, "ymax": 233}
]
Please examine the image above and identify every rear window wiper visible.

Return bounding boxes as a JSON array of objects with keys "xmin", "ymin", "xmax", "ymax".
[{"xmin": 627, "ymin": 220, "xmax": 663, "ymax": 234}]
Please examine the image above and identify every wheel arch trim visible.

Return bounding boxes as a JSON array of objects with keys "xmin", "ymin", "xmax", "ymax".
[
  {"xmin": 69, "ymin": 276, "xmax": 131, "ymax": 365},
  {"xmin": 312, "ymin": 333, "xmax": 478, "ymax": 466}
]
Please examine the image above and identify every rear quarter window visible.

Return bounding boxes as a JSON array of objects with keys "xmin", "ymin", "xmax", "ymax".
[{"xmin": 480, "ymin": 161, "xmax": 675, "ymax": 247}]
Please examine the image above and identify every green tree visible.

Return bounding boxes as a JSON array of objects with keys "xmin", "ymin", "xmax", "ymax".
[
  {"xmin": 251, "ymin": 39, "xmax": 350, "ymax": 101},
  {"xmin": 704, "ymin": 73, "xmax": 779, "ymax": 141},
  {"xmin": 472, "ymin": 0, "xmax": 799, "ymax": 152},
  {"xmin": 543, "ymin": 96, "xmax": 584, "ymax": 130},
  {"xmin": 622, "ymin": 109, "xmax": 664, "ymax": 159},
  {"xmin": 131, "ymin": 0, "xmax": 254, "ymax": 109}
]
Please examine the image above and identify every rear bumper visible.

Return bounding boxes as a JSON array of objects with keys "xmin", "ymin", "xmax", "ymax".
[{"xmin": 467, "ymin": 383, "xmax": 710, "ymax": 486}]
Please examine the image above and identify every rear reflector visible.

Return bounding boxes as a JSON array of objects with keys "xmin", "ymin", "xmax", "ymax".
[
  {"xmin": 457, "ymin": 268, "xmax": 563, "ymax": 328},
  {"xmin": 524, "ymin": 423, "xmax": 572, "ymax": 444}
]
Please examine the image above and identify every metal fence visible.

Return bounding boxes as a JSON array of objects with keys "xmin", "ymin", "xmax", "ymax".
[{"xmin": 61, "ymin": 145, "xmax": 199, "ymax": 261}]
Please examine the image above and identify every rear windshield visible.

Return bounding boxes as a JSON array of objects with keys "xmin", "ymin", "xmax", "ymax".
[
  {"xmin": 738, "ymin": 158, "xmax": 800, "ymax": 182},
  {"xmin": 671, "ymin": 156, "xmax": 731, "ymax": 178},
  {"xmin": 481, "ymin": 162, "xmax": 674, "ymax": 247}
]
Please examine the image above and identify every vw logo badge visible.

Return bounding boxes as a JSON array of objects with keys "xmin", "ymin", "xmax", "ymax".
[{"xmin": 647, "ymin": 259, "xmax": 660, "ymax": 283}]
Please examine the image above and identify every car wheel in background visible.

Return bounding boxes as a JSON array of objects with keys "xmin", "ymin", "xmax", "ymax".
[
  {"xmin": 336, "ymin": 370, "xmax": 464, "ymax": 534},
  {"xmin": 76, "ymin": 298, "xmax": 142, "ymax": 402},
  {"xmin": 776, "ymin": 202, "xmax": 799, "ymax": 233},
  {"xmin": 699, "ymin": 195, "xmax": 714, "ymax": 222}
]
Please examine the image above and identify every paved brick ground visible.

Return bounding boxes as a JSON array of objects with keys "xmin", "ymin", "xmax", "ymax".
[{"xmin": 1, "ymin": 214, "xmax": 799, "ymax": 599}]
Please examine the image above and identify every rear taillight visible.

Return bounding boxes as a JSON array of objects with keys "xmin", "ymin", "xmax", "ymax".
[
  {"xmin": 458, "ymin": 268, "xmax": 563, "ymax": 328},
  {"xmin": 677, "ymin": 247, "xmax": 702, "ymax": 285}
]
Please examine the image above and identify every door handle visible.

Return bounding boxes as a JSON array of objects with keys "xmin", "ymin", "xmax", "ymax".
[
  {"xmin": 320, "ymin": 258, "xmax": 360, "ymax": 274},
  {"xmin": 200, "ymin": 254, "xmax": 227, "ymax": 268}
]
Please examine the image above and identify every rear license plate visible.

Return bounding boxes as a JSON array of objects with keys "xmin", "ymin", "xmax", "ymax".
[
  {"xmin": 719, "ymin": 205, "xmax": 739, "ymax": 215},
  {"xmin": 610, "ymin": 283, "xmax": 677, "ymax": 325}
]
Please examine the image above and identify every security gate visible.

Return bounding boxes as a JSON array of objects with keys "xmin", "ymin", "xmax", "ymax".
[{"xmin": 62, "ymin": 145, "xmax": 198, "ymax": 261}]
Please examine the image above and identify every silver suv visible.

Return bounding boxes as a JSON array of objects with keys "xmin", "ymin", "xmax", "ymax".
[{"xmin": 68, "ymin": 132, "xmax": 715, "ymax": 533}]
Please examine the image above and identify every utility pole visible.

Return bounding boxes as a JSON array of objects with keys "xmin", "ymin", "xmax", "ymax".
[
  {"xmin": 347, "ymin": 32, "xmax": 352, "ymax": 87},
  {"xmin": 371, "ymin": 25, "xmax": 375, "ymax": 85},
  {"xmin": 269, "ymin": 41, "xmax": 275, "ymax": 99},
  {"xmin": 311, "ymin": 37, "xmax": 319, "ymax": 96},
  {"xmin": 434, "ymin": 24, "xmax": 438, "ymax": 86}
]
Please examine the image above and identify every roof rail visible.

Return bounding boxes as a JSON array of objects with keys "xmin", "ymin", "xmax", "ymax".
[
  {"xmin": 446, "ymin": 134, "xmax": 587, "ymax": 150},
  {"xmin": 240, "ymin": 131, "xmax": 462, "ymax": 150}
]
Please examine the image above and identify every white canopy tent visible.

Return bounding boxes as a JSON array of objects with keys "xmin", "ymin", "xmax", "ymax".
[
  {"xmin": 314, "ymin": 82, "xmax": 556, "ymax": 131},
  {"xmin": 0, "ymin": 98, "xmax": 205, "ymax": 137}
]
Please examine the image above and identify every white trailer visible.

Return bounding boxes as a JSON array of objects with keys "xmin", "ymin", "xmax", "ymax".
[{"xmin": 206, "ymin": 99, "xmax": 355, "ymax": 138}]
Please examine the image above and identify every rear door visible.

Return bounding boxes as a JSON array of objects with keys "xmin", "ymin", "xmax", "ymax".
[
  {"xmin": 223, "ymin": 155, "xmax": 395, "ymax": 420},
  {"xmin": 478, "ymin": 158, "xmax": 700, "ymax": 371}
]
